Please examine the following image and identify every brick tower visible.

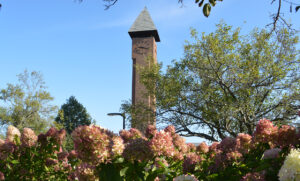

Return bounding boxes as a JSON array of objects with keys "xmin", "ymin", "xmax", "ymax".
[{"xmin": 128, "ymin": 7, "xmax": 160, "ymax": 133}]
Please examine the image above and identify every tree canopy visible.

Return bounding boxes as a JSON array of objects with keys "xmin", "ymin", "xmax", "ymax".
[
  {"xmin": 55, "ymin": 96, "xmax": 92, "ymax": 134},
  {"xmin": 0, "ymin": 70, "xmax": 57, "ymax": 133},
  {"xmin": 123, "ymin": 23, "xmax": 300, "ymax": 141}
]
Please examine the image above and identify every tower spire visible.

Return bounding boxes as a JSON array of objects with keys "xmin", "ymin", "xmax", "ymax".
[{"xmin": 129, "ymin": 7, "xmax": 160, "ymax": 42}]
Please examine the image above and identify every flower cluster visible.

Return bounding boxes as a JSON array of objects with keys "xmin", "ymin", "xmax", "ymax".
[
  {"xmin": 72, "ymin": 125, "xmax": 112, "ymax": 164},
  {"xmin": 254, "ymin": 119, "xmax": 278, "ymax": 144},
  {"xmin": 149, "ymin": 130, "xmax": 175, "ymax": 157},
  {"xmin": 21, "ymin": 128, "xmax": 38, "ymax": 147},
  {"xmin": 278, "ymin": 149, "xmax": 300, "ymax": 181}
]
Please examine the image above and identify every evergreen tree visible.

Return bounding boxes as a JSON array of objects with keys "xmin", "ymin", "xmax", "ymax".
[{"xmin": 55, "ymin": 96, "xmax": 92, "ymax": 134}]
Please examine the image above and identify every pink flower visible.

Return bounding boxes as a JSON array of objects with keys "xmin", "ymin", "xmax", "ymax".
[
  {"xmin": 45, "ymin": 127, "xmax": 66, "ymax": 145},
  {"xmin": 149, "ymin": 130, "xmax": 175, "ymax": 157},
  {"xmin": 145, "ymin": 125, "xmax": 157, "ymax": 138},
  {"xmin": 196, "ymin": 142, "xmax": 209, "ymax": 154},
  {"xmin": 75, "ymin": 163, "xmax": 98, "ymax": 181},
  {"xmin": 172, "ymin": 134, "xmax": 188, "ymax": 153},
  {"xmin": 183, "ymin": 153, "xmax": 202, "ymax": 173},
  {"xmin": 0, "ymin": 142, "xmax": 16, "ymax": 160},
  {"xmin": 217, "ymin": 137, "xmax": 237, "ymax": 152},
  {"xmin": 0, "ymin": 171, "xmax": 4, "ymax": 180},
  {"xmin": 154, "ymin": 157, "xmax": 169, "ymax": 168},
  {"xmin": 45, "ymin": 158, "xmax": 58, "ymax": 166},
  {"xmin": 0, "ymin": 139, "xmax": 4, "ymax": 147},
  {"xmin": 122, "ymin": 138, "xmax": 152, "ymax": 162},
  {"xmin": 254, "ymin": 119, "xmax": 278, "ymax": 144},
  {"xmin": 187, "ymin": 143, "xmax": 196, "ymax": 152},
  {"xmin": 57, "ymin": 151, "xmax": 69, "ymax": 161},
  {"xmin": 277, "ymin": 125, "xmax": 296, "ymax": 147},
  {"xmin": 262, "ymin": 148, "xmax": 281, "ymax": 159},
  {"xmin": 72, "ymin": 125, "xmax": 112, "ymax": 164},
  {"xmin": 110, "ymin": 136, "xmax": 125, "ymax": 157},
  {"xmin": 240, "ymin": 172, "xmax": 264, "ymax": 181},
  {"xmin": 68, "ymin": 150, "xmax": 78, "ymax": 160},
  {"xmin": 209, "ymin": 142, "xmax": 219, "ymax": 152},
  {"xmin": 226, "ymin": 151, "xmax": 243, "ymax": 161},
  {"xmin": 21, "ymin": 128, "xmax": 38, "ymax": 147},
  {"xmin": 236, "ymin": 133, "xmax": 252, "ymax": 154},
  {"xmin": 6, "ymin": 125, "xmax": 21, "ymax": 143},
  {"xmin": 164, "ymin": 125, "xmax": 176, "ymax": 136},
  {"xmin": 119, "ymin": 128, "xmax": 143, "ymax": 143}
]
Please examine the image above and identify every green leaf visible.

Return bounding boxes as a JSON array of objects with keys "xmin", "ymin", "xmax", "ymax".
[
  {"xmin": 203, "ymin": 3, "xmax": 211, "ymax": 17},
  {"xmin": 195, "ymin": 0, "xmax": 200, "ymax": 3},
  {"xmin": 209, "ymin": 0, "xmax": 216, "ymax": 6},
  {"xmin": 199, "ymin": 0, "xmax": 205, "ymax": 7},
  {"xmin": 296, "ymin": 6, "xmax": 300, "ymax": 12},
  {"xmin": 98, "ymin": 164, "xmax": 122, "ymax": 181},
  {"xmin": 11, "ymin": 160, "xmax": 19, "ymax": 164},
  {"xmin": 120, "ymin": 167, "xmax": 129, "ymax": 177}
]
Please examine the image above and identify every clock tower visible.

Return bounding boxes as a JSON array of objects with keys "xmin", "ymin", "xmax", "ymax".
[{"xmin": 128, "ymin": 7, "xmax": 160, "ymax": 133}]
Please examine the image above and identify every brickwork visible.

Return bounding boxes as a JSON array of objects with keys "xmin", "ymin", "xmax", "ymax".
[{"xmin": 131, "ymin": 36, "xmax": 157, "ymax": 133}]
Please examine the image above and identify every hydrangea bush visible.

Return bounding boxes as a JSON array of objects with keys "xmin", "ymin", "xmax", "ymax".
[{"xmin": 0, "ymin": 119, "xmax": 299, "ymax": 180}]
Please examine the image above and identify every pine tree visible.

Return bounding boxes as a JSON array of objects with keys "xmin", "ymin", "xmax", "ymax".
[{"xmin": 55, "ymin": 96, "xmax": 92, "ymax": 134}]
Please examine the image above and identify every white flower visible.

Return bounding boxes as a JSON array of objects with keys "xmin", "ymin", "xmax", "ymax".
[
  {"xmin": 278, "ymin": 149, "xmax": 300, "ymax": 181},
  {"xmin": 173, "ymin": 174, "xmax": 198, "ymax": 181},
  {"xmin": 6, "ymin": 125, "xmax": 21, "ymax": 143}
]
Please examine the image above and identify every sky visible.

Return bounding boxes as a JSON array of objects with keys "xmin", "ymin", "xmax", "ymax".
[{"xmin": 0, "ymin": 0, "xmax": 299, "ymax": 143}]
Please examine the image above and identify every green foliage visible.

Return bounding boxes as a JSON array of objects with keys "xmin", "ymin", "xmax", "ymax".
[
  {"xmin": 129, "ymin": 23, "xmax": 300, "ymax": 141},
  {"xmin": 55, "ymin": 96, "xmax": 92, "ymax": 135},
  {"xmin": 0, "ymin": 70, "xmax": 57, "ymax": 134}
]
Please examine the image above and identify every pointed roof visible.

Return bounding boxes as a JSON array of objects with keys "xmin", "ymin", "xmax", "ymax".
[{"xmin": 128, "ymin": 7, "xmax": 160, "ymax": 42}]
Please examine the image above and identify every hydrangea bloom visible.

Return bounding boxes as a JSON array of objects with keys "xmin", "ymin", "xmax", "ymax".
[
  {"xmin": 45, "ymin": 158, "xmax": 58, "ymax": 166},
  {"xmin": 110, "ymin": 136, "xmax": 125, "ymax": 157},
  {"xmin": 21, "ymin": 128, "xmax": 38, "ymax": 147},
  {"xmin": 262, "ymin": 148, "xmax": 281, "ymax": 159},
  {"xmin": 119, "ymin": 128, "xmax": 143, "ymax": 143},
  {"xmin": 196, "ymin": 142, "xmax": 209, "ymax": 154},
  {"xmin": 149, "ymin": 130, "xmax": 175, "ymax": 157},
  {"xmin": 68, "ymin": 150, "xmax": 77, "ymax": 160},
  {"xmin": 278, "ymin": 149, "xmax": 300, "ymax": 181},
  {"xmin": 277, "ymin": 125, "xmax": 296, "ymax": 147},
  {"xmin": 173, "ymin": 134, "xmax": 188, "ymax": 153},
  {"xmin": 187, "ymin": 143, "xmax": 196, "ymax": 152},
  {"xmin": 0, "ymin": 142, "xmax": 16, "ymax": 160},
  {"xmin": 0, "ymin": 139, "xmax": 4, "ymax": 147},
  {"xmin": 254, "ymin": 119, "xmax": 278, "ymax": 144},
  {"xmin": 183, "ymin": 153, "xmax": 202, "ymax": 173},
  {"xmin": 0, "ymin": 171, "xmax": 4, "ymax": 180},
  {"xmin": 173, "ymin": 174, "xmax": 198, "ymax": 181},
  {"xmin": 236, "ymin": 133, "xmax": 252, "ymax": 154},
  {"xmin": 72, "ymin": 125, "xmax": 112, "ymax": 164},
  {"xmin": 145, "ymin": 125, "xmax": 157, "ymax": 139},
  {"xmin": 75, "ymin": 163, "xmax": 98, "ymax": 181},
  {"xmin": 57, "ymin": 151, "xmax": 69, "ymax": 161},
  {"xmin": 44, "ymin": 127, "xmax": 66, "ymax": 145},
  {"xmin": 122, "ymin": 138, "xmax": 152, "ymax": 162},
  {"xmin": 217, "ymin": 137, "xmax": 237, "ymax": 153},
  {"xmin": 164, "ymin": 125, "xmax": 176, "ymax": 136},
  {"xmin": 241, "ymin": 172, "xmax": 264, "ymax": 181},
  {"xmin": 6, "ymin": 125, "xmax": 21, "ymax": 143}
]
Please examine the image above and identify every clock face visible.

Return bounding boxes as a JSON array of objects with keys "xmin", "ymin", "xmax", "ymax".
[{"xmin": 133, "ymin": 39, "xmax": 151, "ymax": 55}]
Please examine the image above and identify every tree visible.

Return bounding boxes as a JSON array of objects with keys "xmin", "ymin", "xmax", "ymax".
[
  {"xmin": 55, "ymin": 96, "xmax": 92, "ymax": 135},
  {"xmin": 0, "ymin": 70, "xmax": 57, "ymax": 133},
  {"xmin": 102, "ymin": 0, "xmax": 299, "ymax": 32},
  {"xmin": 123, "ymin": 23, "xmax": 300, "ymax": 142}
]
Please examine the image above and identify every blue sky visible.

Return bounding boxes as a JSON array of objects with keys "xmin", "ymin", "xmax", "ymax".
[{"xmin": 0, "ymin": 0, "xmax": 299, "ymax": 142}]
